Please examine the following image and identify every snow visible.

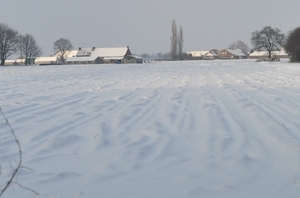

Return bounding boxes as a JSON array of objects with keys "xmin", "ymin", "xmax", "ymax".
[{"xmin": 1, "ymin": 59, "xmax": 300, "ymax": 198}]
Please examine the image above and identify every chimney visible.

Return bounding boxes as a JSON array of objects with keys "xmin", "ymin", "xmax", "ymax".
[
  {"xmin": 79, "ymin": 47, "xmax": 81, "ymax": 50},
  {"xmin": 92, "ymin": 47, "xmax": 95, "ymax": 51}
]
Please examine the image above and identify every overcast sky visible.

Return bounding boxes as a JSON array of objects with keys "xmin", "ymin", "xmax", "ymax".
[{"xmin": 1, "ymin": 0, "xmax": 300, "ymax": 56}]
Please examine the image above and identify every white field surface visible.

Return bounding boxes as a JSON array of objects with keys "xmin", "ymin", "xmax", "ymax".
[{"xmin": 1, "ymin": 60, "xmax": 300, "ymax": 198}]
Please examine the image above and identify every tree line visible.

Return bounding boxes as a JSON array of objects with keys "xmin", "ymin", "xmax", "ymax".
[
  {"xmin": 169, "ymin": 20, "xmax": 300, "ymax": 62},
  {"xmin": 0, "ymin": 23, "xmax": 74, "ymax": 66},
  {"xmin": 250, "ymin": 26, "xmax": 300, "ymax": 62},
  {"xmin": 0, "ymin": 23, "xmax": 42, "ymax": 66}
]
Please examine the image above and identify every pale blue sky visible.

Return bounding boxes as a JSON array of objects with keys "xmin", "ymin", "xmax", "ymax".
[{"xmin": 1, "ymin": 0, "xmax": 299, "ymax": 56}]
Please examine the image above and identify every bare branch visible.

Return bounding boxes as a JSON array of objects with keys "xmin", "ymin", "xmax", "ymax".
[
  {"xmin": 21, "ymin": 166, "xmax": 34, "ymax": 172},
  {"xmin": 13, "ymin": 182, "xmax": 39, "ymax": 196},
  {"xmin": 0, "ymin": 107, "xmax": 22, "ymax": 197},
  {"xmin": 228, "ymin": 40, "xmax": 249, "ymax": 55}
]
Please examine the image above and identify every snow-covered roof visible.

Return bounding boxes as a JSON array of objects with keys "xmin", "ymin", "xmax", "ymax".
[
  {"xmin": 250, "ymin": 49, "xmax": 288, "ymax": 57},
  {"xmin": 225, "ymin": 49, "xmax": 246, "ymax": 56},
  {"xmin": 66, "ymin": 56, "xmax": 98, "ymax": 62},
  {"xmin": 55, "ymin": 50, "xmax": 79, "ymax": 58},
  {"xmin": 129, "ymin": 55, "xmax": 143, "ymax": 59},
  {"xmin": 66, "ymin": 50, "xmax": 79, "ymax": 58},
  {"xmin": 103, "ymin": 56, "xmax": 124, "ymax": 60},
  {"xmin": 65, "ymin": 47, "xmax": 131, "ymax": 62},
  {"xmin": 76, "ymin": 48, "xmax": 92, "ymax": 57},
  {"xmin": 92, "ymin": 47, "xmax": 130, "ymax": 58},
  {"xmin": 5, "ymin": 59, "xmax": 22, "ymax": 63},
  {"xmin": 187, "ymin": 51, "xmax": 210, "ymax": 57},
  {"xmin": 35, "ymin": 56, "xmax": 57, "ymax": 62}
]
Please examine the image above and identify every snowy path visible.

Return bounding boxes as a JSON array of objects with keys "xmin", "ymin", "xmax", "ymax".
[{"xmin": 1, "ymin": 60, "xmax": 300, "ymax": 197}]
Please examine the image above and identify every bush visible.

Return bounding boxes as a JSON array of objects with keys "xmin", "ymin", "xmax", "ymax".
[{"xmin": 285, "ymin": 27, "xmax": 300, "ymax": 62}]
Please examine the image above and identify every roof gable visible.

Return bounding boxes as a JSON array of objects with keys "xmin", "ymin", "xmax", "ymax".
[{"xmin": 221, "ymin": 49, "xmax": 245, "ymax": 56}]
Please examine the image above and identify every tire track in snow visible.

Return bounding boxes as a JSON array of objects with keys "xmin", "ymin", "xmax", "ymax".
[{"xmin": 211, "ymin": 67, "xmax": 300, "ymax": 163}]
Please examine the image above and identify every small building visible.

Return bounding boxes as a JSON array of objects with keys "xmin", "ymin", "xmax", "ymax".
[
  {"xmin": 204, "ymin": 50, "xmax": 219, "ymax": 60},
  {"xmin": 218, "ymin": 49, "xmax": 247, "ymax": 59},
  {"xmin": 249, "ymin": 49, "xmax": 288, "ymax": 59},
  {"xmin": 4, "ymin": 59, "xmax": 25, "ymax": 66},
  {"xmin": 123, "ymin": 55, "xmax": 143, "ymax": 64},
  {"xmin": 186, "ymin": 50, "xmax": 219, "ymax": 60},
  {"xmin": 55, "ymin": 50, "xmax": 79, "ymax": 64},
  {"xmin": 66, "ymin": 56, "xmax": 103, "ymax": 65},
  {"xmin": 35, "ymin": 50, "xmax": 79, "ymax": 65},
  {"xmin": 187, "ymin": 51, "xmax": 209, "ymax": 59},
  {"xmin": 35, "ymin": 56, "xmax": 58, "ymax": 65}
]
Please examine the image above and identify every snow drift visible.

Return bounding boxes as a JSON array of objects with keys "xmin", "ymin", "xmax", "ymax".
[{"xmin": 1, "ymin": 59, "xmax": 300, "ymax": 198}]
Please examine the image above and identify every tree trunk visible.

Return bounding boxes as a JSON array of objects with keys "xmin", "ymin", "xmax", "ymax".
[
  {"xmin": 1, "ymin": 59, "xmax": 5, "ymax": 66},
  {"xmin": 268, "ymin": 51, "xmax": 272, "ymax": 59}
]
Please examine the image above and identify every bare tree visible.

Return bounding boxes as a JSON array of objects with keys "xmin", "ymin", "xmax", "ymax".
[
  {"xmin": 0, "ymin": 23, "xmax": 19, "ymax": 66},
  {"xmin": 236, "ymin": 40, "xmax": 249, "ymax": 55},
  {"xmin": 19, "ymin": 34, "xmax": 42, "ymax": 65},
  {"xmin": 53, "ymin": 38, "xmax": 73, "ymax": 64},
  {"xmin": 251, "ymin": 26, "xmax": 286, "ymax": 59},
  {"xmin": 228, "ymin": 42, "xmax": 236, "ymax": 50},
  {"xmin": 228, "ymin": 40, "xmax": 249, "ymax": 55},
  {"xmin": 285, "ymin": 27, "xmax": 300, "ymax": 62},
  {"xmin": 178, "ymin": 25, "xmax": 184, "ymax": 60},
  {"xmin": 140, "ymin": 53, "xmax": 150, "ymax": 59},
  {"xmin": 170, "ymin": 20, "xmax": 178, "ymax": 60}
]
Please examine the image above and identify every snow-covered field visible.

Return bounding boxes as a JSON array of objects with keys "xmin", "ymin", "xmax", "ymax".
[{"xmin": 1, "ymin": 59, "xmax": 300, "ymax": 198}]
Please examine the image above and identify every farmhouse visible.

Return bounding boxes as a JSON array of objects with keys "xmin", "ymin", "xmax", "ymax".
[
  {"xmin": 35, "ymin": 56, "xmax": 58, "ymax": 65},
  {"xmin": 34, "ymin": 50, "xmax": 78, "ymax": 65},
  {"xmin": 187, "ymin": 50, "xmax": 216, "ymax": 59},
  {"xmin": 205, "ymin": 50, "xmax": 219, "ymax": 60},
  {"xmin": 249, "ymin": 49, "xmax": 288, "ymax": 59},
  {"xmin": 65, "ymin": 46, "xmax": 136, "ymax": 64},
  {"xmin": 187, "ymin": 51, "xmax": 209, "ymax": 58},
  {"xmin": 218, "ymin": 49, "xmax": 247, "ymax": 59},
  {"xmin": 4, "ymin": 58, "xmax": 25, "ymax": 66}
]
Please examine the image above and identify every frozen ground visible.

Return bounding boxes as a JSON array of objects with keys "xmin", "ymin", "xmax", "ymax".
[{"xmin": 1, "ymin": 59, "xmax": 300, "ymax": 198}]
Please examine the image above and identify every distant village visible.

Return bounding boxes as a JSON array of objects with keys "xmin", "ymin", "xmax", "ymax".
[
  {"xmin": 4, "ymin": 47, "xmax": 289, "ymax": 66},
  {"xmin": 5, "ymin": 46, "xmax": 144, "ymax": 66},
  {"xmin": 186, "ymin": 48, "xmax": 288, "ymax": 60},
  {"xmin": 1, "ymin": 22, "xmax": 297, "ymax": 66},
  {"xmin": 147, "ymin": 48, "xmax": 288, "ymax": 62}
]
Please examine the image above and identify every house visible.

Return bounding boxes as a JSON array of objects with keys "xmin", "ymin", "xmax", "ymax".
[
  {"xmin": 187, "ymin": 51, "xmax": 209, "ymax": 59},
  {"xmin": 35, "ymin": 50, "xmax": 78, "ymax": 65},
  {"xmin": 65, "ymin": 56, "xmax": 103, "ymax": 64},
  {"xmin": 204, "ymin": 50, "xmax": 219, "ymax": 60},
  {"xmin": 123, "ymin": 55, "xmax": 143, "ymax": 64},
  {"xmin": 55, "ymin": 50, "xmax": 79, "ymax": 64},
  {"xmin": 218, "ymin": 49, "xmax": 247, "ymax": 59},
  {"xmin": 4, "ymin": 58, "xmax": 25, "ymax": 66},
  {"xmin": 35, "ymin": 56, "xmax": 58, "ymax": 65},
  {"xmin": 249, "ymin": 48, "xmax": 288, "ymax": 59},
  {"xmin": 186, "ymin": 50, "xmax": 219, "ymax": 60},
  {"xmin": 65, "ymin": 46, "xmax": 134, "ymax": 64}
]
